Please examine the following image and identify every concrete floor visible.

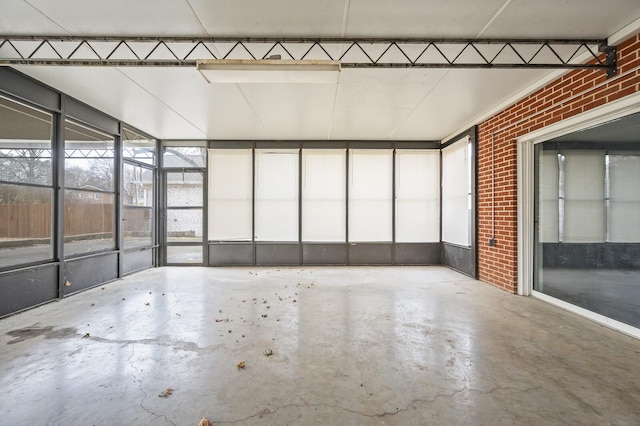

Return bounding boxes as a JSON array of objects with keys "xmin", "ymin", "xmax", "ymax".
[{"xmin": 1, "ymin": 266, "xmax": 639, "ymax": 425}]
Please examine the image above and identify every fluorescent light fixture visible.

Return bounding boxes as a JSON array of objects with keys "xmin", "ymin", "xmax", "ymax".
[{"xmin": 196, "ymin": 59, "xmax": 341, "ymax": 84}]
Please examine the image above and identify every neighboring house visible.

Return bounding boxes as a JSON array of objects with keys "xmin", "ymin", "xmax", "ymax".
[{"xmin": 67, "ymin": 184, "xmax": 105, "ymax": 204}]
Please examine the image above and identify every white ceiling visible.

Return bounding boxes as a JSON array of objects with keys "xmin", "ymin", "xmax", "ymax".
[{"xmin": 2, "ymin": 0, "xmax": 640, "ymax": 141}]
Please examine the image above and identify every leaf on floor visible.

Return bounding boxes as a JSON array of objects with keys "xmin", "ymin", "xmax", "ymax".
[
  {"xmin": 237, "ymin": 361, "xmax": 246, "ymax": 369},
  {"xmin": 263, "ymin": 348, "xmax": 273, "ymax": 356},
  {"xmin": 158, "ymin": 387, "xmax": 174, "ymax": 398},
  {"xmin": 198, "ymin": 417, "xmax": 212, "ymax": 426}
]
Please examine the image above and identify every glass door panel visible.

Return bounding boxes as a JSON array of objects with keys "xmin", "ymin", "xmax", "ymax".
[{"xmin": 163, "ymin": 170, "xmax": 204, "ymax": 265}]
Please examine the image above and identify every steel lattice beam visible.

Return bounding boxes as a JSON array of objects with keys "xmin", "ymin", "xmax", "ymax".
[{"xmin": 0, "ymin": 36, "xmax": 617, "ymax": 76}]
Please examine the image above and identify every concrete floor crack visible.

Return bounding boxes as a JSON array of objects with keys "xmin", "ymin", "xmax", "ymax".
[
  {"xmin": 128, "ymin": 343, "xmax": 177, "ymax": 426},
  {"xmin": 214, "ymin": 390, "xmax": 456, "ymax": 423},
  {"xmin": 484, "ymin": 385, "xmax": 543, "ymax": 395},
  {"xmin": 216, "ymin": 385, "xmax": 544, "ymax": 423}
]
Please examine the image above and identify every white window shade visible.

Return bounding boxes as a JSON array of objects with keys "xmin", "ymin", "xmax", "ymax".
[
  {"xmin": 395, "ymin": 150, "xmax": 440, "ymax": 242},
  {"xmin": 302, "ymin": 150, "xmax": 346, "ymax": 242},
  {"xmin": 348, "ymin": 150, "xmax": 392, "ymax": 242},
  {"xmin": 563, "ymin": 150, "xmax": 605, "ymax": 242},
  {"xmin": 441, "ymin": 138, "xmax": 471, "ymax": 246},
  {"xmin": 609, "ymin": 153, "xmax": 640, "ymax": 242},
  {"xmin": 255, "ymin": 150, "xmax": 299, "ymax": 241},
  {"xmin": 208, "ymin": 149, "xmax": 252, "ymax": 241}
]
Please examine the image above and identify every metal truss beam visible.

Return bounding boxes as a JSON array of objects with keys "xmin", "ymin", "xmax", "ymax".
[
  {"xmin": 0, "ymin": 36, "xmax": 617, "ymax": 76},
  {"xmin": 0, "ymin": 148, "xmax": 52, "ymax": 159},
  {"xmin": 65, "ymin": 148, "xmax": 114, "ymax": 159}
]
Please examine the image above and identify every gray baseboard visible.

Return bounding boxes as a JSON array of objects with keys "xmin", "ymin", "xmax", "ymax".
[
  {"xmin": 442, "ymin": 243, "xmax": 475, "ymax": 277},
  {"xmin": 255, "ymin": 243, "xmax": 301, "ymax": 266},
  {"xmin": 348, "ymin": 243, "xmax": 393, "ymax": 265},
  {"xmin": 209, "ymin": 243, "xmax": 254, "ymax": 266},
  {"xmin": 122, "ymin": 248, "xmax": 155, "ymax": 275},
  {"xmin": 63, "ymin": 252, "xmax": 118, "ymax": 296},
  {"xmin": 301, "ymin": 243, "xmax": 347, "ymax": 265},
  {"xmin": 0, "ymin": 263, "xmax": 58, "ymax": 318},
  {"xmin": 395, "ymin": 243, "xmax": 440, "ymax": 265}
]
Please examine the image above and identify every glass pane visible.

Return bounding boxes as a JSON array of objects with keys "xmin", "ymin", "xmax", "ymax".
[
  {"xmin": 539, "ymin": 150, "xmax": 559, "ymax": 242},
  {"xmin": 64, "ymin": 190, "xmax": 115, "ymax": 256},
  {"xmin": 255, "ymin": 150, "xmax": 299, "ymax": 241},
  {"xmin": 123, "ymin": 163, "xmax": 153, "ymax": 207},
  {"xmin": 166, "ymin": 245, "xmax": 202, "ymax": 264},
  {"xmin": 348, "ymin": 150, "xmax": 392, "ymax": 242},
  {"xmin": 65, "ymin": 121, "xmax": 115, "ymax": 192},
  {"xmin": 208, "ymin": 149, "xmax": 253, "ymax": 241},
  {"xmin": 167, "ymin": 172, "xmax": 203, "ymax": 207},
  {"xmin": 395, "ymin": 150, "xmax": 440, "ymax": 242},
  {"xmin": 564, "ymin": 200, "xmax": 605, "ymax": 242},
  {"xmin": 163, "ymin": 146, "xmax": 206, "ymax": 168},
  {"xmin": 535, "ymin": 118, "xmax": 640, "ymax": 329},
  {"xmin": 562, "ymin": 151, "xmax": 605, "ymax": 242},
  {"xmin": 609, "ymin": 153, "xmax": 640, "ymax": 242},
  {"xmin": 123, "ymin": 207, "xmax": 153, "ymax": 249},
  {"xmin": 0, "ymin": 184, "xmax": 53, "ymax": 268},
  {"xmin": 167, "ymin": 209, "xmax": 202, "ymax": 242},
  {"xmin": 442, "ymin": 138, "xmax": 471, "ymax": 246},
  {"xmin": 123, "ymin": 127, "xmax": 155, "ymax": 165},
  {"xmin": 302, "ymin": 150, "xmax": 345, "ymax": 242},
  {"xmin": 0, "ymin": 96, "xmax": 53, "ymax": 185}
]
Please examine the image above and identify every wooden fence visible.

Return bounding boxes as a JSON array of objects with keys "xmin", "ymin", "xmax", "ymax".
[{"xmin": 0, "ymin": 204, "xmax": 114, "ymax": 238}]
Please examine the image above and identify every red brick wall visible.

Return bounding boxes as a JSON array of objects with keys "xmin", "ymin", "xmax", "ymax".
[{"xmin": 477, "ymin": 34, "xmax": 640, "ymax": 292}]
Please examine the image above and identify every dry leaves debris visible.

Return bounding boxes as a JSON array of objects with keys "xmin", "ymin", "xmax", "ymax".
[
  {"xmin": 198, "ymin": 417, "xmax": 212, "ymax": 426},
  {"xmin": 237, "ymin": 361, "xmax": 246, "ymax": 369},
  {"xmin": 158, "ymin": 387, "xmax": 173, "ymax": 398}
]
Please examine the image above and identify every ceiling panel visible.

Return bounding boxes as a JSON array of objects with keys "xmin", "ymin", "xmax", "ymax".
[
  {"xmin": 390, "ymin": 68, "xmax": 547, "ymax": 140},
  {"xmin": 20, "ymin": 0, "xmax": 206, "ymax": 36},
  {"xmin": 237, "ymin": 83, "xmax": 337, "ymax": 139},
  {"xmin": 482, "ymin": 0, "xmax": 640, "ymax": 38},
  {"xmin": 330, "ymin": 69, "xmax": 449, "ymax": 140},
  {"xmin": 115, "ymin": 68, "xmax": 270, "ymax": 140},
  {"xmin": 188, "ymin": 0, "xmax": 347, "ymax": 37},
  {"xmin": 344, "ymin": 0, "xmax": 509, "ymax": 38},
  {"xmin": 13, "ymin": 66, "xmax": 207, "ymax": 139},
  {"xmin": 0, "ymin": 0, "xmax": 68, "ymax": 35}
]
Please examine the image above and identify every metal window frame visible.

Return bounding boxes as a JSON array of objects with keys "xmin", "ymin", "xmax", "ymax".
[
  {"xmin": 160, "ymin": 140, "xmax": 208, "ymax": 265},
  {"xmin": 207, "ymin": 142, "xmax": 443, "ymax": 267}
]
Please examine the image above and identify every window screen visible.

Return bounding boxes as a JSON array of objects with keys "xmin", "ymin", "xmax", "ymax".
[
  {"xmin": 302, "ymin": 149, "xmax": 346, "ymax": 242},
  {"xmin": 208, "ymin": 149, "xmax": 253, "ymax": 241},
  {"xmin": 348, "ymin": 150, "xmax": 392, "ymax": 242},
  {"xmin": 255, "ymin": 150, "xmax": 299, "ymax": 241},
  {"xmin": 441, "ymin": 138, "xmax": 471, "ymax": 246},
  {"xmin": 395, "ymin": 150, "xmax": 440, "ymax": 242}
]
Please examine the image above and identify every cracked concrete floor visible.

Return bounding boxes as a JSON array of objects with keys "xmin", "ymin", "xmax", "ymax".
[{"xmin": 1, "ymin": 266, "xmax": 639, "ymax": 425}]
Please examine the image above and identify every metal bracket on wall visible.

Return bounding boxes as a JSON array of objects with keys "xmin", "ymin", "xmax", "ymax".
[
  {"xmin": 0, "ymin": 36, "xmax": 616, "ymax": 75},
  {"xmin": 600, "ymin": 44, "xmax": 617, "ymax": 78}
]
